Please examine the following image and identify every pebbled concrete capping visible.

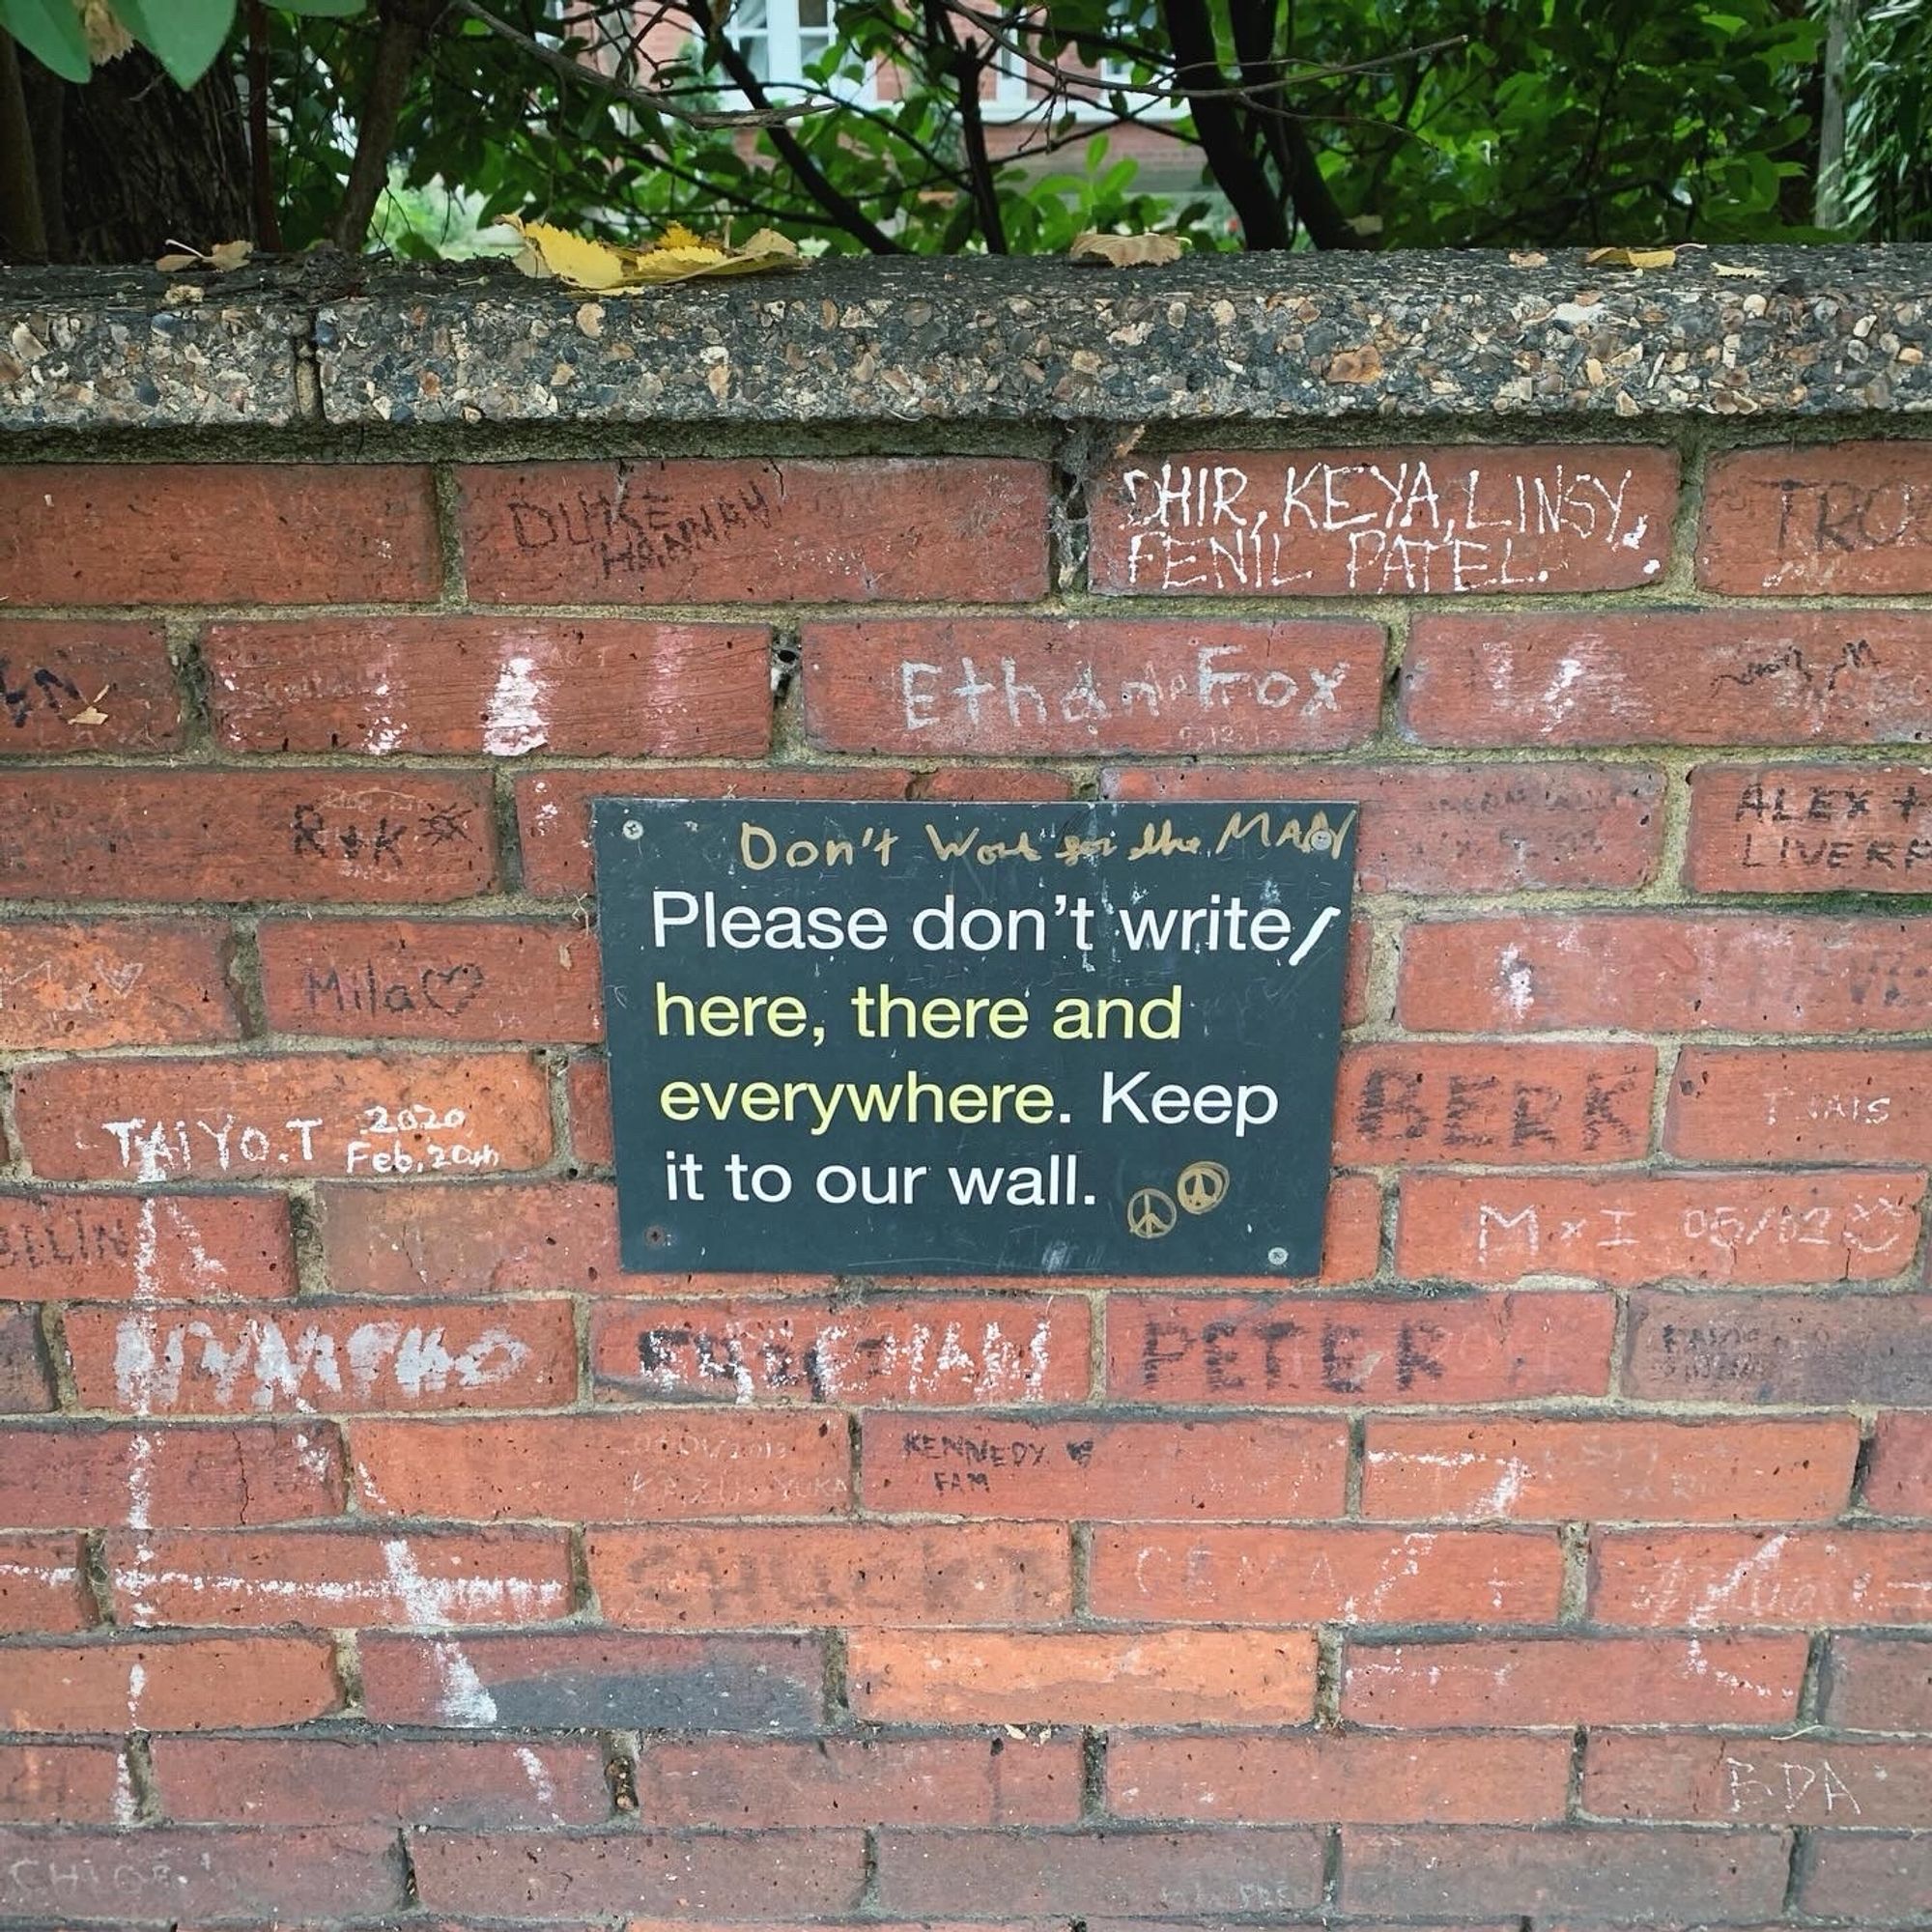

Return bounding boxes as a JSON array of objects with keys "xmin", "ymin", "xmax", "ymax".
[{"xmin": 5, "ymin": 245, "xmax": 1932, "ymax": 430}]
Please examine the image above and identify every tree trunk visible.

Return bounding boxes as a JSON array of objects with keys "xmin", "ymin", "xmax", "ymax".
[{"xmin": 15, "ymin": 43, "xmax": 251, "ymax": 263}]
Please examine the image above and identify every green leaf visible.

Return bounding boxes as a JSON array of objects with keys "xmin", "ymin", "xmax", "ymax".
[
  {"xmin": 115, "ymin": 0, "xmax": 237, "ymax": 85},
  {"xmin": 0, "ymin": 0, "xmax": 94, "ymax": 82}
]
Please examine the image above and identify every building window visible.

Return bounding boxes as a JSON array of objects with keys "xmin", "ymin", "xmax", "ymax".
[{"xmin": 716, "ymin": 0, "xmax": 871, "ymax": 100}]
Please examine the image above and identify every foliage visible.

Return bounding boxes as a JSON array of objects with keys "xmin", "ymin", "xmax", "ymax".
[{"xmin": 5, "ymin": 0, "xmax": 1932, "ymax": 257}]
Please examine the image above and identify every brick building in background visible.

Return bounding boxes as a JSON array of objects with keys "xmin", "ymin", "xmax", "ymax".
[{"xmin": 0, "ymin": 250, "xmax": 1928, "ymax": 1926}]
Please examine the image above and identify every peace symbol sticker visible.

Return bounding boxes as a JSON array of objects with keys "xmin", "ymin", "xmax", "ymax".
[
  {"xmin": 1126, "ymin": 1186, "xmax": 1179, "ymax": 1239},
  {"xmin": 1176, "ymin": 1160, "xmax": 1231, "ymax": 1215}
]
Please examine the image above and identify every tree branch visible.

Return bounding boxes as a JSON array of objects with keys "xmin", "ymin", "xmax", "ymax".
[
  {"xmin": 1160, "ymin": 0, "xmax": 1290, "ymax": 246},
  {"xmin": 332, "ymin": 0, "xmax": 442, "ymax": 249},
  {"xmin": 922, "ymin": 0, "xmax": 1006, "ymax": 250}
]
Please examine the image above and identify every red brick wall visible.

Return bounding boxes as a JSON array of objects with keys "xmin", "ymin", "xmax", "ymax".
[{"xmin": 0, "ymin": 440, "xmax": 1928, "ymax": 1927}]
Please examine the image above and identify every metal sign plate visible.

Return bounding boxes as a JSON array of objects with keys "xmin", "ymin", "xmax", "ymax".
[{"xmin": 594, "ymin": 798, "xmax": 1357, "ymax": 1277}]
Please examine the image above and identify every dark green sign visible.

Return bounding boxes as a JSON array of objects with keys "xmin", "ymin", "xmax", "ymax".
[{"xmin": 593, "ymin": 799, "xmax": 1356, "ymax": 1277}]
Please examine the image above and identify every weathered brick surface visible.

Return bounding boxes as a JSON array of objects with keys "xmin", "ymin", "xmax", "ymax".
[
  {"xmin": 0, "ymin": 919, "xmax": 239, "ymax": 1049},
  {"xmin": 863, "ymin": 1414, "xmax": 1348, "ymax": 1520},
  {"xmin": 1625, "ymin": 1291, "xmax": 1932, "ymax": 1406},
  {"xmin": 1111, "ymin": 1731, "xmax": 1570, "ymax": 1824},
  {"xmin": 592, "ymin": 1294, "xmax": 1092, "ymax": 1405},
  {"xmin": 1666, "ymin": 1043, "xmax": 1931, "ymax": 1162},
  {"xmin": 1108, "ymin": 1290, "xmax": 1614, "ymax": 1405},
  {"xmin": 1700, "ymin": 443, "xmax": 1932, "ymax": 593},
  {"xmin": 0, "ymin": 620, "xmax": 183, "ymax": 751},
  {"xmin": 1688, "ymin": 761, "xmax": 1932, "ymax": 892},
  {"xmin": 67, "ymin": 1299, "xmax": 576, "ymax": 1414},
  {"xmin": 7, "ymin": 407, "xmax": 1931, "ymax": 1927},
  {"xmin": 1339, "ymin": 1826, "xmax": 1789, "ymax": 1920},
  {"xmin": 206, "ymin": 617, "xmax": 772, "ymax": 756},
  {"xmin": 804, "ymin": 616, "xmax": 1384, "ymax": 754},
  {"xmin": 0, "ymin": 1421, "xmax": 344, "ymax": 1526},
  {"xmin": 515, "ymin": 764, "xmax": 1075, "ymax": 897},
  {"xmin": 1106, "ymin": 762, "xmax": 1665, "ymax": 893},
  {"xmin": 1404, "ymin": 610, "xmax": 1932, "ymax": 745},
  {"xmin": 457, "ymin": 459, "xmax": 1049, "ymax": 602},
  {"xmin": 1335, "ymin": 1042, "xmax": 1654, "ymax": 1165},
  {"xmin": 1585, "ymin": 1731, "xmax": 1932, "ymax": 1826},
  {"xmin": 1399, "ymin": 912, "xmax": 1932, "ymax": 1034},
  {"xmin": 0, "ymin": 769, "xmax": 498, "ymax": 903},
  {"xmin": 1362, "ymin": 1416, "xmax": 1859, "ymax": 1523},
  {"xmin": 1092, "ymin": 447, "xmax": 1676, "ymax": 594},
  {"xmin": 1343, "ymin": 1635, "xmax": 1807, "ymax": 1728},
  {"xmin": 1090, "ymin": 1526, "xmax": 1564, "ymax": 1625},
  {"xmin": 1397, "ymin": 1169, "xmax": 1924, "ymax": 1286},
  {"xmin": 847, "ymin": 1627, "xmax": 1317, "ymax": 1725},
  {"xmin": 258, "ymin": 918, "xmax": 603, "ymax": 1042},
  {"xmin": 14, "ymin": 1052, "xmax": 551, "ymax": 1181},
  {"xmin": 0, "ymin": 465, "xmax": 439, "ymax": 604}
]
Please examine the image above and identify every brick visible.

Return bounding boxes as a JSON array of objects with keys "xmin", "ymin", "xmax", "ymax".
[
  {"xmin": 1700, "ymin": 443, "xmax": 1932, "ymax": 593},
  {"xmin": 1090, "ymin": 1525, "xmax": 1562, "ymax": 1626},
  {"xmin": 863, "ymin": 1414, "xmax": 1347, "ymax": 1520},
  {"xmin": 0, "ymin": 1825, "xmax": 403, "ymax": 1920},
  {"xmin": 0, "ymin": 1193, "xmax": 293, "ymax": 1302},
  {"xmin": 1399, "ymin": 911, "xmax": 1932, "ymax": 1034},
  {"xmin": 0, "ymin": 769, "xmax": 497, "ymax": 903},
  {"xmin": 0, "ymin": 1745, "xmax": 122, "ymax": 1822},
  {"xmin": 1397, "ymin": 1170, "xmax": 1924, "ymax": 1287},
  {"xmin": 567, "ymin": 1059, "xmax": 614, "ymax": 1166},
  {"xmin": 1404, "ymin": 609, "xmax": 1932, "ymax": 746},
  {"xmin": 1667, "ymin": 1044, "xmax": 1931, "ymax": 1162},
  {"xmin": 804, "ymin": 615, "xmax": 1383, "ymax": 755},
  {"xmin": 0, "ymin": 619, "xmax": 182, "ymax": 751},
  {"xmin": 1110, "ymin": 1733, "xmax": 1569, "ymax": 1825},
  {"xmin": 1867, "ymin": 1414, "xmax": 1932, "ymax": 1515},
  {"xmin": 355, "ymin": 1413, "xmax": 850, "ymax": 1520},
  {"xmin": 1628, "ymin": 1292, "xmax": 1932, "ymax": 1406},
  {"xmin": 590, "ymin": 1523, "xmax": 1070, "ymax": 1628},
  {"xmin": 0, "ymin": 1309, "xmax": 53, "ymax": 1414},
  {"xmin": 1364, "ymin": 1417, "xmax": 1858, "ymax": 1525},
  {"xmin": 631, "ymin": 1736, "xmax": 1081, "ymax": 1827},
  {"xmin": 1343, "ymin": 1635, "xmax": 1807, "ymax": 1729},
  {"xmin": 1104, "ymin": 763, "xmax": 1663, "ymax": 894},
  {"xmin": 874, "ymin": 1826, "xmax": 1323, "ymax": 1917},
  {"xmin": 0, "ymin": 1534, "xmax": 88, "ymax": 1631},
  {"xmin": 1335, "ymin": 1043, "xmax": 1653, "ymax": 1165},
  {"xmin": 0, "ymin": 1422, "xmax": 343, "ymax": 1527},
  {"xmin": 14, "ymin": 1052, "xmax": 551, "ymax": 1182},
  {"xmin": 1092, "ymin": 447, "xmax": 1676, "ymax": 595},
  {"xmin": 151, "ymin": 1736, "xmax": 611, "ymax": 1826},
  {"xmin": 258, "ymin": 918, "xmax": 602, "ymax": 1042},
  {"xmin": 0, "ymin": 464, "xmax": 438, "ymax": 604},
  {"xmin": 1586, "ymin": 1732, "xmax": 1932, "ymax": 1827},
  {"xmin": 591, "ymin": 1294, "xmax": 1091, "ymax": 1405},
  {"xmin": 0, "ymin": 1635, "xmax": 341, "ymax": 1730},
  {"xmin": 1823, "ymin": 1635, "xmax": 1932, "ymax": 1730},
  {"xmin": 1594, "ymin": 1528, "xmax": 1932, "ymax": 1627},
  {"xmin": 359, "ymin": 1631, "xmax": 823, "ymax": 1730},
  {"xmin": 515, "ymin": 764, "xmax": 1072, "ymax": 898},
  {"xmin": 460, "ymin": 458, "xmax": 1047, "ymax": 603},
  {"xmin": 316, "ymin": 1179, "xmax": 832, "ymax": 1298},
  {"xmin": 68, "ymin": 1299, "xmax": 576, "ymax": 1415},
  {"xmin": 207, "ymin": 616, "xmax": 770, "ymax": 757},
  {"xmin": 412, "ymin": 1827, "xmax": 865, "ymax": 1918},
  {"xmin": 1801, "ymin": 1833, "xmax": 1932, "ymax": 1918},
  {"xmin": 1110, "ymin": 1290, "xmax": 1614, "ymax": 1405},
  {"xmin": 1688, "ymin": 761, "xmax": 1932, "ymax": 892},
  {"xmin": 1340, "ymin": 1825, "xmax": 1787, "ymax": 1920},
  {"xmin": 0, "ymin": 919, "xmax": 238, "ymax": 1049},
  {"xmin": 848, "ymin": 1628, "xmax": 1317, "ymax": 1726},
  {"xmin": 105, "ymin": 1527, "xmax": 573, "ymax": 1629}
]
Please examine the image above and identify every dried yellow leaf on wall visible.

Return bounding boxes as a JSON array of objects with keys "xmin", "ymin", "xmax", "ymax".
[
  {"xmin": 1585, "ymin": 245, "xmax": 1680, "ymax": 270},
  {"xmin": 505, "ymin": 214, "xmax": 800, "ymax": 291},
  {"xmin": 1069, "ymin": 232, "xmax": 1184, "ymax": 267}
]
